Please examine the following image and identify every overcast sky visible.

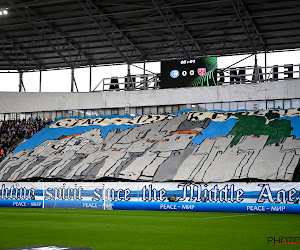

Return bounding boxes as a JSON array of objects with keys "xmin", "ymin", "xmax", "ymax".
[{"xmin": 0, "ymin": 50, "xmax": 299, "ymax": 92}]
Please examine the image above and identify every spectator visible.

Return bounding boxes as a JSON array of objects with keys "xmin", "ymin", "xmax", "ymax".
[
  {"xmin": 0, "ymin": 117, "xmax": 52, "ymax": 162},
  {"xmin": 168, "ymin": 194, "xmax": 179, "ymax": 202}
]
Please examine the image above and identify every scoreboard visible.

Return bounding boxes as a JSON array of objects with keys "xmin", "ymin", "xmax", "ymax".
[{"xmin": 160, "ymin": 57, "xmax": 217, "ymax": 89}]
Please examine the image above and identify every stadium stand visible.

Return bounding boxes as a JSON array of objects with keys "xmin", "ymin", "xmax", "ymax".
[
  {"xmin": 0, "ymin": 108, "xmax": 299, "ymax": 182},
  {"xmin": 0, "ymin": 1, "xmax": 300, "ymax": 217},
  {"xmin": 0, "ymin": 118, "xmax": 52, "ymax": 162}
]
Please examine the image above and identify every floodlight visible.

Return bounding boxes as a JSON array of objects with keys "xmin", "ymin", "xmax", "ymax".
[
  {"xmin": 3, "ymin": 10, "xmax": 7, "ymax": 15},
  {"xmin": 0, "ymin": 11, "xmax": 2, "ymax": 15}
]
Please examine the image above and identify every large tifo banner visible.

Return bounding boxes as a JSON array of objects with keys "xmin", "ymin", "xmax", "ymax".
[
  {"xmin": 1, "ymin": 182, "xmax": 300, "ymax": 214},
  {"xmin": 160, "ymin": 57, "xmax": 218, "ymax": 88},
  {"xmin": 1, "ymin": 109, "xmax": 300, "ymax": 183}
]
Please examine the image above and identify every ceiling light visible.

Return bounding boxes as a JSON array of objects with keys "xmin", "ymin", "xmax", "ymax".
[{"xmin": 0, "ymin": 8, "xmax": 8, "ymax": 15}]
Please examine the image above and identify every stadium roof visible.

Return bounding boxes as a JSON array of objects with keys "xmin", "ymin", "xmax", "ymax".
[{"xmin": 0, "ymin": 0, "xmax": 300, "ymax": 71}]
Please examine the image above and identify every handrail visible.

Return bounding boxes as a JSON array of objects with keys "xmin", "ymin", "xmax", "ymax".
[{"xmin": 92, "ymin": 63, "xmax": 300, "ymax": 91}]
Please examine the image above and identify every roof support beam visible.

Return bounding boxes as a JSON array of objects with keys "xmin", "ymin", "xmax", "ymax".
[
  {"xmin": 1, "ymin": 2, "xmax": 299, "ymax": 30},
  {"xmin": 152, "ymin": 0, "xmax": 191, "ymax": 58},
  {"xmin": 7, "ymin": 0, "xmax": 73, "ymax": 68},
  {"xmin": 7, "ymin": 0, "xmax": 93, "ymax": 68},
  {"xmin": 0, "ymin": 49, "xmax": 21, "ymax": 71},
  {"xmin": 78, "ymin": 0, "xmax": 149, "ymax": 64},
  {"xmin": 0, "ymin": 34, "xmax": 40, "ymax": 71},
  {"xmin": 77, "ymin": 0, "xmax": 128, "ymax": 63},
  {"xmin": 153, "ymin": 0, "xmax": 208, "ymax": 58},
  {"xmin": 24, "ymin": 2, "xmax": 93, "ymax": 65},
  {"xmin": 0, "ymin": 1, "xmax": 231, "ymax": 29},
  {"xmin": 231, "ymin": 0, "xmax": 266, "ymax": 54},
  {"xmin": 39, "ymin": 70, "xmax": 42, "ymax": 92},
  {"xmin": 19, "ymin": 71, "xmax": 26, "ymax": 92},
  {"xmin": 0, "ymin": 34, "xmax": 41, "ymax": 70},
  {"xmin": 88, "ymin": 0, "xmax": 150, "ymax": 61}
]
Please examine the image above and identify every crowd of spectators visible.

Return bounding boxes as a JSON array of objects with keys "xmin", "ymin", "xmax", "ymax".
[{"xmin": 0, "ymin": 118, "xmax": 52, "ymax": 161}]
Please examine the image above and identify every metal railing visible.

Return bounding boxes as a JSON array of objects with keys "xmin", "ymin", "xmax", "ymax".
[
  {"xmin": 92, "ymin": 63, "xmax": 300, "ymax": 91},
  {"xmin": 218, "ymin": 64, "xmax": 300, "ymax": 85},
  {"xmin": 93, "ymin": 74, "xmax": 160, "ymax": 92}
]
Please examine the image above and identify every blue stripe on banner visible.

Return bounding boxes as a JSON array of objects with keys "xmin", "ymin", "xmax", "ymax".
[
  {"xmin": 45, "ymin": 200, "xmax": 104, "ymax": 209},
  {"xmin": 110, "ymin": 201, "xmax": 300, "ymax": 214},
  {"xmin": 0, "ymin": 200, "xmax": 43, "ymax": 208},
  {"xmin": 0, "ymin": 199, "xmax": 299, "ymax": 213},
  {"xmin": 44, "ymin": 201, "xmax": 300, "ymax": 214}
]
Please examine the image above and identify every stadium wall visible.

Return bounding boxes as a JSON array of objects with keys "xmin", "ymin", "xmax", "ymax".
[
  {"xmin": 0, "ymin": 182, "xmax": 299, "ymax": 214},
  {"xmin": 0, "ymin": 80, "xmax": 299, "ymax": 113}
]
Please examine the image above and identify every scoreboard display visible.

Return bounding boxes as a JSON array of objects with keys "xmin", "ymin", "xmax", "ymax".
[{"xmin": 160, "ymin": 57, "xmax": 217, "ymax": 89}]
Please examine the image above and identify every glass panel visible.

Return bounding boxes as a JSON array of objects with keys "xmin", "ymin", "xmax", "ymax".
[
  {"xmin": 72, "ymin": 110, "xmax": 79, "ymax": 116},
  {"xmin": 118, "ymin": 108, "xmax": 125, "ymax": 116},
  {"xmin": 267, "ymin": 100, "xmax": 274, "ymax": 109},
  {"xmin": 32, "ymin": 112, "xmax": 38, "ymax": 119},
  {"xmin": 229, "ymin": 102, "xmax": 238, "ymax": 111},
  {"xmin": 25, "ymin": 113, "xmax": 32, "ymax": 120},
  {"xmin": 165, "ymin": 106, "xmax": 172, "ymax": 114},
  {"xmin": 150, "ymin": 106, "xmax": 158, "ymax": 114},
  {"xmin": 283, "ymin": 100, "xmax": 291, "ymax": 109},
  {"xmin": 136, "ymin": 107, "xmax": 143, "ymax": 115},
  {"xmin": 274, "ymin": 100, "xmax": 283, "ymax": 109},
  {"xmin": 83, "ymin": 110, "xmax": 90, "ymax": 116},
  {"xmin": 172, "ymin": 105, "xmax": 179, "ymax": 113},
  {"xmin": 97, "ymin": 109, "xmax": 104, "ymax": 116},
  {"xmin": 198, "ymin": 104, "xmax": 206, "ymax": 111},
  {"xmin": 213, "ymin": 103, "xmax": 222, "ymax": 110},
  {"xmin": 178, "ymin": 104, "xmax": 186, "ymax": 111},
  {"xmin": 43, "ymin": 112, "xmax": 50, "ymax": 119},
  {"xmin": 111, "ymin": 109, "xmax": 118, "ymax": 115},
  {"xmin": 143, "ymin": 107, "xmax": 150, "ymax": 114},
  {"xmin": 104, "ymin": 109, "xmax": 112, "ymax": 116},
  {"xmin": 257, "ymin": 101, "xmax": 266, "ymax": 110},
  {"xmin": 129, "ymin": 107, "xmax": 136, "ymax": 116},
  {"xmin": 291, "ymin": 99, "xmax": 300, "ymax": 108},
  {"xmin": 237, "ymin": 102, "xmax": 246, "ymax": 110},
  {"xmin": 158, "ymin": 106, "xmax": 165, "ymax": 114},
  {"xmin": 78, "ymin": 110, "xmax": 84, "ymax": 117},
  {"xmin": 91, "ymin": 109, "xmax": 99, "ymax": 116},
  {"xmin": 206, "ymin": 103, "xmax": 214, "ymax": 111},
  {"xmin": 56, "ymin": 111, "xmax": 63, "ymax": 118},
  {"xmin": 51, "ymin": 111, "xmax": 57, "ymax": 120},
  {"xmin": 245, "ymin": 101, "xmax": 254, "ymax": 110},
  {"xmin": 221, "ymin": 102, "xmax": 230, "ymax": 111},
  {"xmin": 19, "ymin": 113, "xmax": 26, "ymax": 120},
  {"xmin": 190, "ymin": 104, "xmax": 198, "ymax": 111}
]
